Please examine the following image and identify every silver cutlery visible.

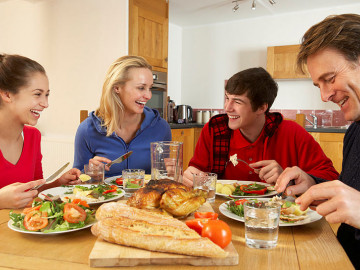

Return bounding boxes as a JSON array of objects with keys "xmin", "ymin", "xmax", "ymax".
[
  {"xmin": 106, "ymin": 151, "xmax": 133, "ymax": 167},
  {"xmin": 30, "ymin": 162, "xmax": 70, "ymax": 190},
  {"xmin": 226, "ymin": 158, "xmax": 259, "ymax": 172}
]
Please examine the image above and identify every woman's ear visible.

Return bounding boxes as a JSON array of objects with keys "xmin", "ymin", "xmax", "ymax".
[
  {"xmin": 113, "ymin": 86, "xmax": 120, "ymax": 94},
  {"xmin": 0, "ymin": 90, "xmax": 12, "ymax": 103}
]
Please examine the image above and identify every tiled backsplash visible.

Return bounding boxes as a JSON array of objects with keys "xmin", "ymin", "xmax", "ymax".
[
  {"xmin": 271, "ymin": 109, "xmax": 351, "ymax": 127},
  {"xmin": 192, "ymin": 108, "xmax": 351, "ymax": 127}
]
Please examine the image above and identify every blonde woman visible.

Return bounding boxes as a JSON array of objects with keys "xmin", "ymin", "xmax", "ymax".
[{"xmin": 74, "ymin": 56, "xmax": 171, "ymax": 177}]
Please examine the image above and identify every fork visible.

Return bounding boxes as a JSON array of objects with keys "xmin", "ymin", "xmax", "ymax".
[{"xmin": 226, "ymin": 158, "xmax": 259, "ymax": 172}]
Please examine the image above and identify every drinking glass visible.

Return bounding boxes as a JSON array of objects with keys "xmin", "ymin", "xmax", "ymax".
[
  {"xmin": 83, "ymin": 163, "xmax": 104, "ymax": 185},
  {"xmin": 244, "ymin": 202, "xmax": 281, "ymax": 249},
  {"xmin": 192, "ymin": 172, "xmax": 217, "ymax": 203},
  {"xmin": 122, "ymin": 169, "xmax": 145, "ymax": 197}
]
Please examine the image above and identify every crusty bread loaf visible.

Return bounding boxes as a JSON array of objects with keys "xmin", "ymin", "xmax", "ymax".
[{"xmin": 92, "ymin": 202, "xmax": 228, "ymax": 258}]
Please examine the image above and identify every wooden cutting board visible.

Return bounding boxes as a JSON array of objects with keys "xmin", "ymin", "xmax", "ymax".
[{"xmin": 89, "ymin": 203, "xmax": 239, "ymax": 267}]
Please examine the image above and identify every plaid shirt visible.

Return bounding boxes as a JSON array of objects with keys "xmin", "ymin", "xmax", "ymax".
[{"xmin": 208, "ymin": 112, "xmax": 283, "ymax": 178}]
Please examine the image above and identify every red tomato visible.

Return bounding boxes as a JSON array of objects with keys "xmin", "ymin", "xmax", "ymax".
[
  {"xmin": 63, "ymin": 203, "xmax": 86, "ymax": 223},
  {"xmin": 23, "ymin": 210, "xmax": 48, "ymax": 231},
  {"xmin": 201, "ymin": 220, "xmax": 232, "ymax": 249},
  {"xmin": 72, "ymin": 199, "xmax": 90, "ymax": 208},
  {"xmin": 239, "ymin": 184, "xmax": 267, "ymax": 195},
  {"xmin": 185, "ymin": 218, "xmax": 210, "ymax": 235},
  {"xmin": 116, "ymin": 177, "xmax": 123, "ymax": 185},
  {"xmin": 235, "ymin": 199, "xmax": 248, "ymax": 205},
  {"xmin": 194, "ymin": 212, "xmax": 218, "ymax": 220},
  {"xmin": 23, "ymin": 205, "xmax": 41, "ymax": 215}
]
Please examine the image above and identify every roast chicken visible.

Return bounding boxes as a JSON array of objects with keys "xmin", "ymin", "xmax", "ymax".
[{"xmin": 126, "ymin": 179, "xmax": 208, "ymax": 217}]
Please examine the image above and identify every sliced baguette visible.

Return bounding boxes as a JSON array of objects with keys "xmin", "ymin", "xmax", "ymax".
[
  {"xmin": 92, "ymin": 202, "xmax": 228, "ymax": 258},
  {"xmin": 92, "ymin": 217, "xmax": 228, "ymax": 258}
]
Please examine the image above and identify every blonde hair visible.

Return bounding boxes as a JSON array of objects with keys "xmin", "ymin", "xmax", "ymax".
[
  {"xmin": 95, "ymin": 55, "xmax": 152, "ymax": 136},
  {"xmin": 297, "ymin": 14, "xmax": 360, "ymax": 74}
]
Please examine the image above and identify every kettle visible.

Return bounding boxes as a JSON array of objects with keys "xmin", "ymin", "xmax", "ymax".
[{"xmin": 174, "ymin": 105, "xmax": 193, "ymax": 124}]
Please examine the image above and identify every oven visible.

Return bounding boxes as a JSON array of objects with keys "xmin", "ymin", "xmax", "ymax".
[{"xmin": 146, "ymin": 70, "xmax": 167, "ymax": 119}]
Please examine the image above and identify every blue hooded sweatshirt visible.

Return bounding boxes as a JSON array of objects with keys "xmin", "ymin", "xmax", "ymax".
[{"xmin": 73, "ymin": 107, "xmax": 171, "ymax": 177}]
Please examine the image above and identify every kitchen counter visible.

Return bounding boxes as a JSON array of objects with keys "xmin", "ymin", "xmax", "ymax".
[
  {"xmin": 306, "ymin": 126, "xmax": 348, "ymax": 133},
  {"xmin": 169, "ymin": 123, "xmax": 204, "ymax": 129}
]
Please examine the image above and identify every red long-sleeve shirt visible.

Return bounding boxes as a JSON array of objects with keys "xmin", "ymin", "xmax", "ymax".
[
  {"xmin": 189, "ymin": 114, "xmax": 339, "ymax": 181},
  {"xmin": 0, "ymin": 126, "xmax": 43, "ymax": 188}
]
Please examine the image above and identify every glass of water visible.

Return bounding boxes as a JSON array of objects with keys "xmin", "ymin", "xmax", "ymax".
[
  {"xmin": 192, "ymin": 172, "xmax": 217, "ymax": 203},
  {"xmin": 122, "ymin": 169, "xmax": 145, "ymax": 198},
  {"xmin": 244, "ymin": 201, "xmax": 281, "ymax": 249}
]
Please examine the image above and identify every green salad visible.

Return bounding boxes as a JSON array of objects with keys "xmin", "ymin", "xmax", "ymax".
[{"xmin": 9, "ymin": 197, "xmax": 96, "ymax": 233}]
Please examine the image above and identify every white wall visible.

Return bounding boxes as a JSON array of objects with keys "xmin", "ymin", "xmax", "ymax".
[
  {"xmin": 168, "ymin": 23, "xmax": 182, "ymax": 104},
  {"xmin": 172, "ymin": 4, "xmax": 360, "ymax": 110},
  {"xmin": 0, "ymin": 0, "xmax": 128, "ymax": 137},
  {"xmin": 0, "ymin": 0, "xmax": 128, "ymax": 175}
]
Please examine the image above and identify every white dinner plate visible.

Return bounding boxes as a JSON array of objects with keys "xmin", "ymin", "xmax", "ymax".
[
  {"xmin": 104, "ymin": 175, "xmax": 123, "ymax": 186},
  {"xmin": 8, "ymin": 219, "xmax": 96, "ymax": 235},
  {"xmin": 219, "ymin": 198, "xmax": 323, "ymax": 226},
  {"xmin": 105, "ymin": 174, "xmax": 152, "ymax": 186},
  {"xmin": 216, "ymin": 180, "xmax": 278, "ymax": 198},
  {"xmin": 39, "ymin": 185, "xmax": 124, "ymax": 205}
]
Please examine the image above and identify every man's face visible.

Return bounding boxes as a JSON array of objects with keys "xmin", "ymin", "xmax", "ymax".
[
  {"xmin": 307, "ymin": 48, "xmax": 360, "ymax": 122},
  {"xmin": 224, "ymin": 92, "xmax": 266, "ymax": 131}
]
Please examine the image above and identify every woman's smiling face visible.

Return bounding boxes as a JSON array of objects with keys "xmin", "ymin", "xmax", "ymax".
[
  {"xmin": 307, "ymin": 48, "xmax": 360, "ymax": 122},
  {"xmin": 9, "ymin": 72, "xmax": 49, "ymax": 126},
  {"xmin": 116, "ymin": 67, "xmax": 153, "ymax": 115}
]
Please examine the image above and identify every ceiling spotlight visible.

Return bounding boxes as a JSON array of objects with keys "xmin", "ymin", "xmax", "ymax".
[
  {"xmin": 251, "ymin": 0, "xmax": 256, "ymax": 10},
  {"xmin": 269, "ymin": 0, "xmax": 276, "ymax": 5},
  {"xmin": 232, "ymin": 0, "xmax": 239, "ymax": 12}
]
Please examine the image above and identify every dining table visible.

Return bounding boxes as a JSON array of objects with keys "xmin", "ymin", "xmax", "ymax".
[{"xmin": 0, "ymin": 196, "xmax": 355, "ymax": 270}]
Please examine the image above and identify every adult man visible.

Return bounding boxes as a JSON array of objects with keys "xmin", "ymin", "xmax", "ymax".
[
  {"xmin": 183, "ymin": 67, "xmax": 338, "ymax": 186},
  {"xmin": 275, "ymin": 14, "xmax": 360, "ymax": 268}
]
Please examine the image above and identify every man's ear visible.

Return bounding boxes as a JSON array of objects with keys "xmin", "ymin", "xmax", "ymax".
[
  {"xmin": 257, "ymin": 103, "xmax": 268, "ymax": 114},
  {"xmin": 0, "ymin": 90, "xmax": 12, "ymax": 103}
]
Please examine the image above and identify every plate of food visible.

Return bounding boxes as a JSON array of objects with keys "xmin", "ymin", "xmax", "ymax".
[
  {"xmin": 39, "ymin": 184, "xmax": 125, "ymax": 205},
  {"xmin": 105, "ymin": 174, "xmax": 152, "ymax": 186},
  {"xmin": 216, "ymin": 180, "xmax": 277, "ymax": 198},
  {"xmin": 8, "ymin": 198, "xmax": 96, "ymax": 234},
  {"xmin": 219, "ymin": 197, "xmax": 322, "ymax": 226}
]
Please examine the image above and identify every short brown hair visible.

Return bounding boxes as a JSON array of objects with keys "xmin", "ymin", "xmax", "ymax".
[
  {"xmin": 297, "ymin": 14, "xmax": 360, "ymax": 73},
  {"xmin": 225, "ymin": 67, "xmax": 278, "ymax": 112}
]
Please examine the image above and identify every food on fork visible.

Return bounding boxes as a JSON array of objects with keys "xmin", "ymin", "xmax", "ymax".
[
  {"xmin": 229, "ymin": 154, "xmax": 239, "ymax": 166},
  {"xmin": 92, "ymin": 202, "xmax": 228, "ymax": 258}
]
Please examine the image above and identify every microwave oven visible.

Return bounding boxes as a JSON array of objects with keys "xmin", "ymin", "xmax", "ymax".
[{"xmin": 146, "ymin": 70, "xmax": 167, "ymax": 119}]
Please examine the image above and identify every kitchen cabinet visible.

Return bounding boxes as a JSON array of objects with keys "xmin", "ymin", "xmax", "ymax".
[
  {"xmin": 171, "ymin": 127, "xmax": 203, "ymax": 172},
  {"xmin": 129, "ymin": 0, "xmax": 168, "ymax": 72},
  {"xmin": 310, "ymin": 132, "xmax": 344, "ymax": 173},
  {"xmin": 267, "ymin": 44, "xmax": 310, "ymax": 79}
]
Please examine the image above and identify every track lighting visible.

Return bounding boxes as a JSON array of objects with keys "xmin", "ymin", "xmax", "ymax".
[
  {"xmin": 232, "ymin": 0, "xmax": 239, "ymax": 12},
  {"xmin": 251, "ymin": 0, "xmax": 256, "ymax": 10},
  {"xmin": 269, "ymin": 0, "xmax": 276, "ymax": 5}
]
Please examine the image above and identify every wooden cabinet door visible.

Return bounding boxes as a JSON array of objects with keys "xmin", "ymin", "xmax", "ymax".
[
  {"xmin": 129, "ymin": 0, "xmax": 168, "ymax": 71},
  {"xmin": 171, "ymin": 129, "xmax": 195, "ymax": 172},
  {"xmin": 267, "ymin": 45, "xmax": 310, "ymax": 79},
  {"xmin": 310, "ymin": 132, "xmax": 344, "ymax": 173}
]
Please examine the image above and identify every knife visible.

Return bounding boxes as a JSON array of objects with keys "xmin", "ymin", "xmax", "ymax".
[
  {"xmin": 106, "ymin": 151, "xmax": 133, "ymax": 168},
  {"xmin": 30, "ymin": 162, "xmax": 70, "ymax": 190}
]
